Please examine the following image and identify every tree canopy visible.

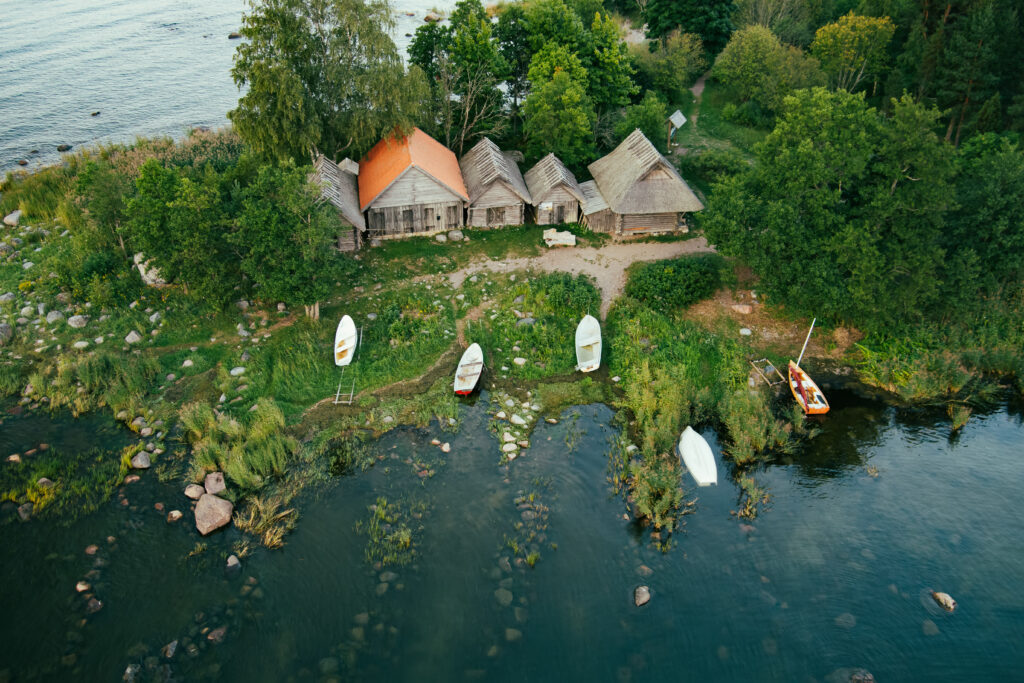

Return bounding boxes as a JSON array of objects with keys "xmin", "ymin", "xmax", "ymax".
[
  {"xmin": 810, "ymin": 13, "xmax": 895, "ymax": 93},
  {"xmin": 230, "ymin": 0, "xmax": 427, "ymax": 163}
]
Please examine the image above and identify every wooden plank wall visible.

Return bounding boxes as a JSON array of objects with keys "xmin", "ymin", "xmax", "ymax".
[
  {"xmin": 467, "ymin": 203, "xmax": 524, "ymax": 227},
  {"xmin": 366, "ymin": 201, "xmax": 464, "ymax": 238}
]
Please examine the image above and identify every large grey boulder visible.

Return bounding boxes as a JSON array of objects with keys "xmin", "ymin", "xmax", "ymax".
[
  {"xmin": 3, "ymin": 209, "xmax": 22, "ymax": 227},
  {"xmin": 125, "ymin": 330, "xmax": 142, "ymax": 344},
  {"xmin": 195, "ymin": 494, "xmax": 233, "ymax": 535},
  {"xmin": 45, "ymin": 310, "xmax": 64, "ymax": 324},
  {"xmin": 130, "ymin": 452, "xmax": 151, "ymax": 469},
  {"xmin": 133, "ymin": 252, "xmax": 167, "ymax": 286},
  {"xmin": 205, "ymin": 471, "xmax": 226, "ymax": 495},
  {"xmin": 0, "ymin": 292, "xmax": 15, "ymax": 303},
  {"xmin": 447, "ymin": 229, "xmax": 464, "ymax": 241},
  {"xmin": 67, "ymin": 315, "xmax": 88, "ymax": 328},
  {"xmin": 184, "ymin": 483, "xmax": 205, "ymax": 500}
]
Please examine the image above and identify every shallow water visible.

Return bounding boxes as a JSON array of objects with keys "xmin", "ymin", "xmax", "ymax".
[
  {"xmin": 2, "ymin": 389, "xmax": 1023, "ymax": 681},
  {"xmin": 0, "ymin": 0, "xmax": 453, "ymax": 173}
]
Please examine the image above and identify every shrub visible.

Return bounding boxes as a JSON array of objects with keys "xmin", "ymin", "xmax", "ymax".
[
  {"xmin": 678, "ymin": 148, "xmax": 750, "ymax": 186},
  {"xmin": 624, "ymin": 254, "xmax": 724, "ymax": 310}
]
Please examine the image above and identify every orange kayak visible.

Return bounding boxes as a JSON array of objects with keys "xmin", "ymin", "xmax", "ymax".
[{"xmin": 788, "ymin": 361, "xmax": 829, "ymax": 415}]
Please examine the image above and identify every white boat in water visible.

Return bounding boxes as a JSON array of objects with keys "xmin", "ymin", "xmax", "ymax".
[
  {"xmin": 575, "ymin": 315, "xmax": 601, "ymax": 372},
  {"xmin": 677, "ymin": 426, "xmax": 718, "ymax": 487},
  {"xmin": 333, "ymin": 315, "xmax": 358, "ymax": 367},
  {"xmin": 454, "ymin": 343, "xmax": 484, "ymax": 395}
]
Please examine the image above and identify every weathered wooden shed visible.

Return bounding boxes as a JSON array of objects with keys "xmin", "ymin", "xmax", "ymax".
[
  {"xmin": 459, "ymin": 138, "xmax": 532, "ymax": 227},
  {"xmin": 358, "ymin": 128, "xmax": 469, "ymax": 239},
  {"xmin": 524, "ymin": 153, "xmax": 583, "ymax": 225},
  {"xmin": 311, "ymin": 155, "xmax": 365, "ymax": 252},
  {"xmin": 583, "ymin": 129, "xmax": 704, "ymax": 238}
]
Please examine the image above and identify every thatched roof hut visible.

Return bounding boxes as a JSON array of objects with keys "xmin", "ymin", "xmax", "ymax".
[
  {"xmin": 459, "ymin": 138, "xmax": 531, "ymax": 227},
  {"xmin": 524, "ymin": 153, "xmax": 584, "ymax": 225},
  {"xmin": 312, "ymin": 155, "xmax": 365, "ymax": 251},
  {"xmin": 584, "ymin": 129, "xmax": 703, "ymax": 237}
]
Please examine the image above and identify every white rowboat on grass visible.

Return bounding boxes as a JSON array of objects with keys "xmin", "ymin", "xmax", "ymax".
[
  {"xmin": 454, "ymin": 343, "xmax": 484, "ymax": 395},
  {"xmin": 677, "ymin": 426, "xmax": 718, "ymax": 487},
  {"xmin": 333, "ymin": 315, "xmax": 358, "ymax": 367},
  {"xmin": 575, "ymin": 314, "xmax": 601, "ymax": 372}
]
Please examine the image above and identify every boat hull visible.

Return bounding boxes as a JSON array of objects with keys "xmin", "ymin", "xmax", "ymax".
[
  {"xmin": 677, "ymin": 426, "xmax": 717, "ymax": 487},
  {"xmin": 575, "ymin": 315, "xmax": 602, "ymax": 373},
  {"xmin": 454, "ymin": 343, "xmax": 484, "ymax": 395},
  {"xmin": 334, "ymin": 315, "xmax": 357, "ymax": 367},
  {"xmin": 788, "ymin": 361, "xmax": 829, "ymax": 415}
]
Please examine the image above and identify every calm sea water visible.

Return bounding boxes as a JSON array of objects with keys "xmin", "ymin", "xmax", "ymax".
[
  {"xmin": 2, "ymin": 389, "xmax": 1023, "ymax": 681},
  {"xmin": 0, "ymin": 0, "xmax": 451, "ymax": 174}
]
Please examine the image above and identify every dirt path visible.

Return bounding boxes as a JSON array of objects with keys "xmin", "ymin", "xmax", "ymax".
[
  {"xmin": 689, "ymin": 71, "xmax": 710, "ymax": 129},
  {"xmin": 447, "ymin": 237, "xmax": 716, "ymax": 317}
]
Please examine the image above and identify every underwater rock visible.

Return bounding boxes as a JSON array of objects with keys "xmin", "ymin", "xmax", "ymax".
[
  {"xmin": 207, "ymin": 625, "xmax": 227, "ymax": 643},
  {"xmin": 225, "ymin": 554, "xmax": 241, "ymax": 577},
  {"xmin": 634, "ymin": 586, "xmax": 651, "ymax": 607},
  {"xmin": 441, "ymin": 442, "xmax": 451, "ymax": 453},
  {"xmin": 495, "ymin": 588, "xmax": 513, "ymax": 606},
  {"xmin": 162, "ymin": 640, "xmax": 178, "ymax": 659},
  {"xmin": 166, "ymin": 510, "xmax": 183, "ymax": 523},
  {"xmin": 834, "ymin": 612, "xmax": 856, "ymax": 629},
  {"xmin": 922, "ymin": 619, "xmax": 939, "ymax": 636},
  {"xmin": 931, "ymin": 591, "xmax": 957, "ymax": 612},
  {"xmin": 505, "ymin": 628, "xmax": 522, "ymax": 642}
]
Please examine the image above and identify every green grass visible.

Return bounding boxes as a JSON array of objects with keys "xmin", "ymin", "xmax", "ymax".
[
  {"xmin": 0, "ymin": 444, "xmax": 132, "ymax": 522},
  {"xmin": 677, "ymin": 81, "xmax": 770, "ymax": 154},
  {"xmin": 472, "ymin": 272, "xmax": 601, "ymax": 381}
]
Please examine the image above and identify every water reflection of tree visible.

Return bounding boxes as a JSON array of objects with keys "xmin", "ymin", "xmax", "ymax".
[{"xmin": 776, "ymin": 389, "xmax": 889, "ymax": 480}]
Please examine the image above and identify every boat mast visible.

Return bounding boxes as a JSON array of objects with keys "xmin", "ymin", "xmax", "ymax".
[{"xmin": 796, "ymin": 318, "xmax": 816, "ymax": 366}]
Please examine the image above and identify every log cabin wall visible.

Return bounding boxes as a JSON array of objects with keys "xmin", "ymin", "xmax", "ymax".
[
  {"xmin": 365, "ymin": 167, "xmax": 465, "ymax": 237},
  {"xmin": 534, "ymin": 185, "xmax": 579, "ymax": 225}
]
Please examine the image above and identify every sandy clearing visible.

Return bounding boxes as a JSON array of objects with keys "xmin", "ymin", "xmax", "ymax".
[{"xmin": 447, "ymin": 237, "xmax": 716, "ymax": 317}]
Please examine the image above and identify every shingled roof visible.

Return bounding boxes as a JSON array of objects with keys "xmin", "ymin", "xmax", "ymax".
[
  {"xmin": 578, "ymin": 180, "xmax": 608, "ymax": 216},
  {"xmin": 587, "ymin": 129, "xmax": 703, "ymax": 214},
  {"xmin": 524, "ymin": 153, "xmax": 583, "ymax": 203},
  {"xmin": 312, "ymin": 155, "xmax": 365, "ymax": 231},
  {"xmin": 358, "ymin": 128, "xmax": 469, "ymax": 211},
  {"xmin": 459, "ymin": 138, "xmax": 532, "ymax": 204}
]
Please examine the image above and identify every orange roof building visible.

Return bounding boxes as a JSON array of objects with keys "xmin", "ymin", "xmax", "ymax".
[{"xmin": 358, "ymin": 128, "xmax": 469, "ymax": 238}]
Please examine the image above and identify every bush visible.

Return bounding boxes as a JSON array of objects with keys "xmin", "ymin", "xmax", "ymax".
[
  {"xmin": 678, "ymin": 148, "xmax": 750, "ymax": 186},
  {"xmin": 624, "ymin": 254, "xmax": 724, "ymax": 309}
]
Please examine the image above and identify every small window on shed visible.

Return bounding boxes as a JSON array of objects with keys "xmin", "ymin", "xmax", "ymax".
[{"xmin": 486, "ymin": 207, "xmax": 505, "ymax": 226}]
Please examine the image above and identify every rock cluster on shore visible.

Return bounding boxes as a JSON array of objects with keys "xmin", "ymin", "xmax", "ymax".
[{"xmin": 192, "ymin": 472, "xmax": 233, "ymax": 535}]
